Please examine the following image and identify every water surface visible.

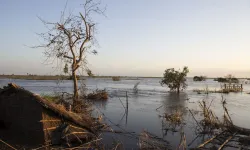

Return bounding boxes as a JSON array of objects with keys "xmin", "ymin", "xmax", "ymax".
[{"xmin": 1, "ymin": 78, "xmax": 250, "ymax": 149}]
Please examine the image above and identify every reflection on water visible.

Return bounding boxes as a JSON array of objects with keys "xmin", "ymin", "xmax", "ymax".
[{"xmin": 162, "ymin": 92, "xmax": 188, "ymax": 112}]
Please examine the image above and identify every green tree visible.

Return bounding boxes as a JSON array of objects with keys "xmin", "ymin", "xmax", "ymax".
[{"xmin": 160, "ymin": 66, "xmax": 189, "ymax": 93}]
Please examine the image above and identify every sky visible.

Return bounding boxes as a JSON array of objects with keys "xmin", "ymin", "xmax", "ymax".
[{"xmin": 1, "ymin": 0, "xmax": 250, "ymax": 77}]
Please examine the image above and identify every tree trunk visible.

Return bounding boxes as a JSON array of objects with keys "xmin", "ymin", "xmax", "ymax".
[
  {"xmin": 177, "ymin": 85, "xmax": 180, "ymax": 94},
  {"xmin": 72, "ymin": 69, "xmax": 79, "ymax": 112}
]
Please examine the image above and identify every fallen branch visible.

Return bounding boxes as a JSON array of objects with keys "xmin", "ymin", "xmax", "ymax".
[
  {"xmin": 156, "ymin": 105, "xmax": 163, "ymax": 111},
  {"xmin": 218, "ymin": 133, "xmax": 236, "ymax": 150},
  {"xmin": 197, "ymin": 131, "xmax": 225, "ymax": 148}
]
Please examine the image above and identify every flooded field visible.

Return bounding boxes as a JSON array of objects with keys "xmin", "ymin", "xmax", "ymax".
[{"xmin": 1, "ymin": 78, "xmax": 250, "ymax": 149}]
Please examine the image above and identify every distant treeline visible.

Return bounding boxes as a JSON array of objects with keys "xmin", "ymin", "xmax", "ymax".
[
  {"xmin": 0, "ymin": 74, "xmax": 151, "ymax": 80},
  {"xmin": 0, "ymin": 74, "xmax": 248, "ymax": 81},
  {"xmin": 0, "ymin": 75, "xmax": 80, "ymax": 80}
]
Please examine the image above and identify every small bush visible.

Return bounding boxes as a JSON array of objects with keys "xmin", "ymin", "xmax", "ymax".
[
  {"xmin": 86, "ymin": 89, "xmax": 108, "ymax": 100},
  {"xmin": 112, "ymin": 76, "xmax": 120, "ymax": 81}
]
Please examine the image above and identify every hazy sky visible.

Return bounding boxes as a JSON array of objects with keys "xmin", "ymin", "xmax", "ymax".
[{"xmin": 1, "ymin": 0, "xmax": 250, "ymax": 77}]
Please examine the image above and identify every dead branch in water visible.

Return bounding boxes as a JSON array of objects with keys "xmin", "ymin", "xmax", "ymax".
[
  {"xmin": 133, "ymin": 82, "xmax": 140, "ymax": 93},
  {"xmin": 197, "ymin": 131, "xmax": 225, "ymax": 148},
  {"xmin": 218, "ymin": 133, "xmax": 236, "ymax": 150},
  {"xmin": 156, "ymin": 105, "xmax": 163, "ymax": 111}
]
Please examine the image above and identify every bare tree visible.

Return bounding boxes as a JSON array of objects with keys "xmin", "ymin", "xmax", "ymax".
[{"xmin": 36, "ymin": 0, "xmax": 104, "ymax": 112}]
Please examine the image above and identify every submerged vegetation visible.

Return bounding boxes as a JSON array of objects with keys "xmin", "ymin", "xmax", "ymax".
[{"xmin": 157, "ymin": 96, "xmax": 250, "ymax": 149}]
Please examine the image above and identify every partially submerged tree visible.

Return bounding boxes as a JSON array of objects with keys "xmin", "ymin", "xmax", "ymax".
[
  {"xmin": 36, "ymin": 0, "xmax": 104, "ymax": 112},
  {"xmin": 161, "ymin": 67, "xmax": 189, "ymax": 93}
]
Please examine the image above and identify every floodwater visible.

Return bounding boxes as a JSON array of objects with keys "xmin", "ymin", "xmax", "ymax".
[{"xmin": 1, "ymin": 78, "xmax": 250, "ymax": 149}]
